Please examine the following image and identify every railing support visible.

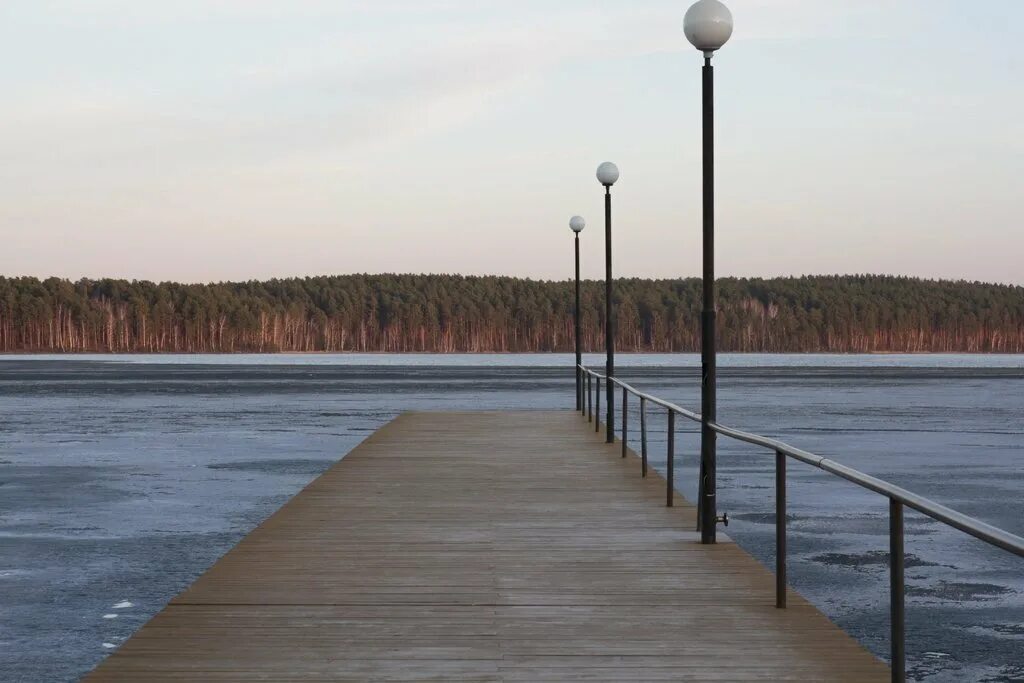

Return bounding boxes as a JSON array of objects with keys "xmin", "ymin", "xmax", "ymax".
[
  {"xmin": 576, "ymin": 367, "xmax": 582, "ymax": 413},
  {"xmin": 890, "ymin": 499, "xmax": 906, "ymax": 683},
  {"xmin": 666, "ymin": 410, "xmax": 675, "ymax": 507},
  {"xmin": 696, "ymin": 460, "xmax": 704, "ymax": 532},
  {"xmin": 640, "ymin": 397, "xmax": 648, "ymax": 478},
  {"xmin": 775, "ymin": 450, "xmax": 787, "ymax": 609},
  {"xmin": 587, "ymin": 374, "xmax": 592, "ymax": 422},
  {"xmin": 621, "ymin": 387, "xmax": 628, "ymax": 458},
  {"xmin": 595, "ymin": 377, "xmax": 601, "ymax": 433}
]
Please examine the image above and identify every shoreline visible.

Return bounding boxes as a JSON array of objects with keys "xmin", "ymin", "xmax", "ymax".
[{"xmin": 3, "ymin": 350, "xmax": 1024, "ymax": 357}]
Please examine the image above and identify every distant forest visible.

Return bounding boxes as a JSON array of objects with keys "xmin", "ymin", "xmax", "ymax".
[{"xmin": 0, "ymin": 274, "xmax": 1022, "ymax": 353}]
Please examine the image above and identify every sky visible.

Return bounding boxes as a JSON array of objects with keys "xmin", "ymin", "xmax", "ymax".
[{"xmin": 0, "ymin": 1, "xmax": 1021, "ymax": 284}]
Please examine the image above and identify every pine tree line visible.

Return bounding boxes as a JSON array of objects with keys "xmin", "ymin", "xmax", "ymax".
[{"xmin": 0, "ymin": 274, "xmax": 1022, "ymax": 353}]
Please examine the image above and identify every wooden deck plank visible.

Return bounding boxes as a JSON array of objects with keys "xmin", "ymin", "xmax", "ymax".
[{"xmin": 85, "ymin": 411, "xmax": 888, "ymax": 681}]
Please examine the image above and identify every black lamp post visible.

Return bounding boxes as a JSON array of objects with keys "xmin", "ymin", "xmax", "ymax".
[
  {"xmin": 685, "ymin": 0, "xmax": 733, "ymax": 545},
  {"xmin": 596, "ymin": 162, "xmax": 619, "ymax": 444},
  {"xmin": 570, "ymin": 216, "xmax": 586, "ymax": 411}
]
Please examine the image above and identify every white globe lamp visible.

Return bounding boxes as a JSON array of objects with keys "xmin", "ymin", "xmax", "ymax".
[
  {"xmin": 684, "ymin": 0, "xmax": 733, "ymax": 56},
  {"xmin": 596, "ymin": 162, "xmax": 619, "ymax": 187}
]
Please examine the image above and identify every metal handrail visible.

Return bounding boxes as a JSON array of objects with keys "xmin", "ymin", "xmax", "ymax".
[
  {"xmin": 575, "ymin": 363, "xmax": 1024, "ymax": 682},
  {"xmin": 578, "ymin": 364, "xmax": 1024, "ymax": 559},
  {"xmin": 707, "ymin": 420, "xmax": 1024, "ymax": 558}
]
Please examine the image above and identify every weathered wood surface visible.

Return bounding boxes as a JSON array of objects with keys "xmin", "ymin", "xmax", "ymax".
[{"xmin": 86, "ymin": 411, "xmax": 888, "ymax": 681}]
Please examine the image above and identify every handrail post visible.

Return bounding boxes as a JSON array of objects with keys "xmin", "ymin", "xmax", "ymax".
[
  {"xmin": 621, "ymin": 387, "xmax": 628, "ymax": 458},
  {"xmin": 666, "ymin": 410, "xmax": 675, "ymax": 507},
  {"xmin": 696, "ymin": 463, "xmax": 704, "ymax": 532},
  {"xmin": 640, "ymin": 397, "xmax": 648, "ymax": 477},
  {"xmin": 775, "ymin": 450, "xmax": 787, "ymax": 609},
  {"xmin": 890, "ymin": 499, "xmax": 906, "ymax": 683},
  {"xmin": 587, "ymin": 373, "xmax": 592, "ymax": 422},
  {"xmin": 595, "ymin": 377, "xmax": 601, "ymax": 433},
  {"xmin": 576, "ymin": 366, "xmax": 582, "ymax": 412}
]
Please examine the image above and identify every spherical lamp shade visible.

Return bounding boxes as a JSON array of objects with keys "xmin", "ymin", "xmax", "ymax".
[
  {"xmin": 569, "ymin": 216, "xmax": 586, "ymax": 233},
  {"xmin": 596, "ymin": 162, "xmax": 619, "ymax": 187},
  {"xmin": 684, "ymin": 0, "xmax": 733, "ymax": 53}
]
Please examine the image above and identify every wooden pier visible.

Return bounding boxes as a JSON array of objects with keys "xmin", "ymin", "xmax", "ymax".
[{"xmin": 86, "ymin": 411, "xmax": 888, "ymax": 681}]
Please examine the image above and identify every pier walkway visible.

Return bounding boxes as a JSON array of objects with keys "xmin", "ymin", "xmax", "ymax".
[{"xmin": 86, "ymin": 411, "xmax": 888, "ymax": 681}]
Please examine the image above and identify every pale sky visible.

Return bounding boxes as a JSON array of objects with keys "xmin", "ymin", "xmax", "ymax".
[{"xmin": 1, "ymin": 1, "xmax": 1021, "ymax": 284}]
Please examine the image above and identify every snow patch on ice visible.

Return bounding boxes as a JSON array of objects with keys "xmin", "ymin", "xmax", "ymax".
[{"xmin": 0, "ymin": 569, "xmax": 30, "ymax": 578}]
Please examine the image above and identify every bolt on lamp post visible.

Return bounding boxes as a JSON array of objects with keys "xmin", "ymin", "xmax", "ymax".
[
  {"xmin": 596, "ymin": 162, "xmax": 619, "ymax": 444},
  {"xmin": 570, "ymin": 216, "xmax": 586, "ymax": 412},
  {"xmin": 684, "ymin": 0, "xmax": 732, "ymax": 545}
]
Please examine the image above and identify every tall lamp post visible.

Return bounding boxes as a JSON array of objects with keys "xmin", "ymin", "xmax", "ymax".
[
  {"xmin": 684, "ymin": 0, "xmax": 732, "ymax": 545},
  {"xmin": 570, "ymin": 216, "xmax": 586, "ymax": 411},
  {"xmin": 596, "ymin": 162, "xmax": 619, "ymax": 444}
]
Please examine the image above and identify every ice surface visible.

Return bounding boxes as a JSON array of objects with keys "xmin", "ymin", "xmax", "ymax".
[{"xmin": 0, "ymin": 354, "xmax": 1021, "ymax": 682}]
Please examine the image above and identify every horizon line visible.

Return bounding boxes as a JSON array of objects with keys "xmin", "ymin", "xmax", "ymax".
[{"xmin": 2, "ymin": 271, "xmax": 1023, "ymax": 289}]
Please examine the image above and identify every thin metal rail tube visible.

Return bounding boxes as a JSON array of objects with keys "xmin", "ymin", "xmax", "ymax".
[
  {"xmin": 697, "ymin": 457, "xmax": 705, "ymax": 533},
  {"xmin": 595, "ymin": 377, "xmax": 601, "ymax": 433},
  {"xmin": 666, "ymin": 410, "xmax": 675, "ymax": 508},
  {"xmin": 776, "ymin": 450, "xmax": 786, "ymax": 609},
  {"xmin": 890, "ymin": 499, "xmax": 906, "ymax": 683},
  {"xmin": 640, "ymin": 397, "xmax": 648, "ymax": 478},
  {"xmin": 577, "ymin": 370, "xmax": 583, "ymax": 413},
  {"xmin": 605, "ymin": 375, "xmax": 701, "ymax": 422},
  {"xmin": 621, "ymin": 387, "xmax": 628, "ymax": 458},
  {"xmin": 587, "ymin": 373, "xmax": 592, "ymax": 422}
]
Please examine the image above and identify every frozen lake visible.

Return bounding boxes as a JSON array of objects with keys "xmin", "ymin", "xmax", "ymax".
[{"xmin": 1, "ymin": 354, "xmax": 1022, "ymax": 682}]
